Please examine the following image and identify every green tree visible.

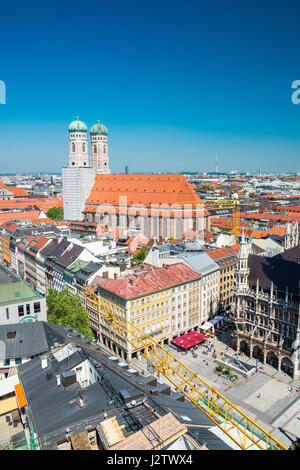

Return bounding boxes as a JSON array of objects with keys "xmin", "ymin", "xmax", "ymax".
[
  {"xmin": 46, "ymin": 206, "xmax": 64, "ymax": 221},
  {"xmin": 131, "ymin": 245, "xmax": 148, "ymax": 266},
  {"xmin": 46, "ymin": 288, "xmax": 94, "ymax": 340}
]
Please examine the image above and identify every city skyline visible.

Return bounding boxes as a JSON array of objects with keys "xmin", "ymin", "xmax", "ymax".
[{"xmin": 1, "ymin": 1, "xmax": 300, "ymax": 173}]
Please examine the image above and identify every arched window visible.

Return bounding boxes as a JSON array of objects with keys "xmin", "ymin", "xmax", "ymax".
[
  {"xmin": 103, "ymin": 145, "xmax": 106, "ymax": 154},
  {"xmin": 94, "ymin": 144, "xmax": 97, "ymax": 154},
  {"xmin": 72, "ymin": 143, "xmax": 75, "ymax": 153},
  {"xmin": 82, "ymin": 143, "xmax": 86, "ymax": 152}
]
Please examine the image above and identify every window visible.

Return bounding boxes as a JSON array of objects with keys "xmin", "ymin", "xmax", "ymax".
[
  {"xmin": 15, "ymin": 358, "xmax": 22, "ymax": 365},
  {"xmin": 6, "ymin": 308, "xmax": 9, "ymax": 320},
  {"xmin": 94, "ymin": 144, "xmax": 97, "ymax": 154},
  {"xmin": 72, "ymin": 143, "xmax": 75, "ymax": 153},
  {"xmin": 34, "ymin": 302, "xmax": 41, "ymax": 314},
  {"xmin": 18, "ymin": 305, "xmax": 24, "ymax": 316},
  {"xmin": 7, "ymin": 331, "xmax": 16, "ymax": 339},
  {"xmin": 4, "ymin": 359, "xmax": 10, "ymax": 366},
  {"xmin": 26, "ymin": 304, "xmax": 30, "ymax": 315}
]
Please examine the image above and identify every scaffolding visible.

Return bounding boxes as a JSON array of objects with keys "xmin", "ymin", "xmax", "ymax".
[{"xmin": 81, "ymin": 285, "xmax": 287, "ymax": 451}]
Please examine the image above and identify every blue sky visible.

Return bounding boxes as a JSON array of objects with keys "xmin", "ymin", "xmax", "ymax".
[{"xmin": 1, "ymin": 0, "xmax": 300, "ymax": 173}]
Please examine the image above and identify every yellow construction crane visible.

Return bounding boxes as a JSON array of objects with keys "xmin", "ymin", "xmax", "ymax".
[
  {"xmin": 205, "ymin": 199, "xmax": 235, "ymax": 209},
  {"xmin": 232, "ymin": 198, "xmax": 240, "ymax": 243},
  {"xmin": 205, "ymin": 198, "xmax": 240, "ymax": 243},
  {"xmin": 81, "ymin": 285, "xmax": 287, "ymax": 451}
]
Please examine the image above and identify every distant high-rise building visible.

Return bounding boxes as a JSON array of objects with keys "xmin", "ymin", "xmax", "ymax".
[
  {"xmin": 215, "ymin": 154, "xmax": 218, "ymax": 173},
  {"xmin": 125, "ymin": 165, "xmax": 129, "ymax": 174}
]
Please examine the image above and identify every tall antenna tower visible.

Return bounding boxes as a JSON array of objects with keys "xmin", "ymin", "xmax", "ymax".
[{"xmin": 215, "ymin": 154, "xmax": 218, "ymax": 173}]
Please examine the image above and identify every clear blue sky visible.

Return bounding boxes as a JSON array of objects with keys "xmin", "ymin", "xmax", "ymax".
[{"xmin": 1, "ymin": 0, "xmax": 300, "ymax": 174}]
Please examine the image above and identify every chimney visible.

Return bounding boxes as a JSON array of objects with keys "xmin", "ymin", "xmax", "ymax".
[
  {"xmin": 114, "ymin": 273, "xmax": 118, "ymax": 280},
  {"xmin": 103, "ymin": 271, "xmax": 109, "ymax": 279},
  {"xmin": 56, "ymin": 375, "xmax": 61, "ymax": 386},
  {"xmin": 41, "ymin": 356, "xmax": 48, "ymax": 370}
]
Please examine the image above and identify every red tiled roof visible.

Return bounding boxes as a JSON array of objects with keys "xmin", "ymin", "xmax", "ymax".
[
  {"xmin": 210, "ymin": 217, "xmax": 233, "ymax": 228},
  {"xmin": 0, "ymin": 181, "xmax": 8, "ymax": 189},
  {"xmin": 204, "ymin": 229, "xmax": 214, "ymax": 243},
  {"xmin": 91, "ymin": 262, "xmax": 201, "ymax": 299},
  {"xmin": 267, "ymin": 225, "xmax": 286, "ymax": 237},
  {"xmin": 0, "ymin": 197, "xmax": 62, "ymax": 212},
  {"xmin": 243, "ymin": 212, "xmax": 300, "ymax": 223},
  {"xmin": 249, "ymin": 229, "xmax": 268, "ymax": 239},
  {"xmin": 228, "ymin": 243, "xmax": 240, "ymax": 255},
  {"xmin": 0, "ymin": 210, "xmax": 43, "ymax": 223},
  {"xmin": 0, "ymin": 222, "xmax": 19, "ymax": 234},
  {"xmin": 207, "ymin": 247, "xmax": 237, "ymax": 267},
  {"xmin": 26, "ymin": 218, "xmax": 56, "ymax": 226},
  {"xmin": 276, "ymin": 205, "xmax": 300, "ymax": 213},
  {"xmin": 85, "ymin": 174, "xmax": 203, "ymax": 209},
  {"xmin": 10, "ymin": 187, "xmax": 30, "ymax": 198}
]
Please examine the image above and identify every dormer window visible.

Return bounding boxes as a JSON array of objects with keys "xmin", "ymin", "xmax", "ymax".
[{"xmin": 7, "ymin": 331, "xmax": 16, "ymax": 339}]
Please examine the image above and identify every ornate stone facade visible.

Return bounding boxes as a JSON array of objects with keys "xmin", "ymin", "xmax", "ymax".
[{"xmin": 231, "ymin": 234, "xmax": 300, "ymax": 379}]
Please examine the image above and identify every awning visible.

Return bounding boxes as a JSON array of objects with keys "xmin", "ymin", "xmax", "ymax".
[
  {"xmin": 171, "ymin": 331, "xmax": 208, "ymax": 350},
  {"xmin": 14, "ymin": 383, "xmax": 27, "ymax": 409},
  {"xmin": 200, "ymin": 316, "xmax": 224, "ymax": 330}
]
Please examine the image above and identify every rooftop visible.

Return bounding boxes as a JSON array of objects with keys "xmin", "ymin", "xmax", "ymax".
[
  {"xmin": 176, "ymin": 252, "xmax": 219, "ymax": 276},
  {"xmin": 248, "ymin": 254, "xmax": 300, "ymax": 295},
  {"xmin": 92, "ymin": 262, "xmax": 201, "ymax": 299},
  {"xmin": 85, "ymin": 174, "xmax": 203, "ymax": 208},
  {"xmin": 0, "ymin": 321, "xmax": 69, "ymax": 360},
  {"xmin": 18, "ymin": 334, "xmax": 232, "ymax": 450},
  {"xmin": 0, "ymin": 263, "xmax": 44, "ymax": 306}
]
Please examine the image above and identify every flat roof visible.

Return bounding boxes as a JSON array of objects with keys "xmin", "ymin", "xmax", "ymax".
[{"xmin": 0, "ymin": 265, "xmax": 18, "ymax": 286}]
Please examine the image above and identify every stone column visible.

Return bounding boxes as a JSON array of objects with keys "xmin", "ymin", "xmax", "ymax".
[
  {"xmin": 263, "ymin": 349, "xmax": 267, "ymax": 364},
  {"xmin": 127, "ymin": 352, "xmax": 132, "ymax": 363}
]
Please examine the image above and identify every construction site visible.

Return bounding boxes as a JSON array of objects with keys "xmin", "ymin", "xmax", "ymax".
[{"xmin": 1, "ymin": 283, "xmax": 298, "ymax": 451}]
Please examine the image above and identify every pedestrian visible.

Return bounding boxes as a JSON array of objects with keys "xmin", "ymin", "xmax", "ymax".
[{"xmin": 257, "ymin": 393, "xmax": 261, "ymax": 399}]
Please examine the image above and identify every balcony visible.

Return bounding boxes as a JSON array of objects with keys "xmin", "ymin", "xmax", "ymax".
[{"xmin": 230, "ymin": 316, "xmax": 245, "ymax": 323}]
